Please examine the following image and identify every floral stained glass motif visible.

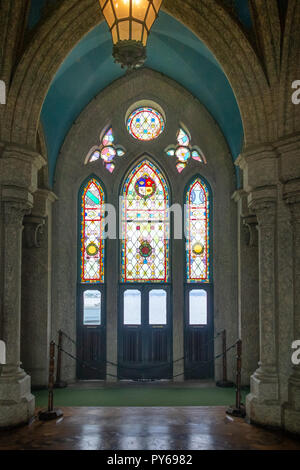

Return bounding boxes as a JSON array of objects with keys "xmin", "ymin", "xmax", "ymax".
[
  {"xmin": 186, "ymin": 178, "xmax": 210, "ymax": 283},
  {"xmin": 127, "ymin": 107, "xmax": 165, "ymax": 141},
  {"xmin": 166, "ymin": 127, "xmax": 206, "ymax": 173},
  {"xmin": 81, "ymin": 179, "xmax": 105, "ymax": 284},
  {"xmin": 121, "ymin": 160, "xmax": 170, "ymax": 283},
  {"xmin": 88, "ymin": 127, "xmax": 125, "ymax": 173}
]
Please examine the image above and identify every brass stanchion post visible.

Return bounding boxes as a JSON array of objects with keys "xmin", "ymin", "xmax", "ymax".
[
  {"xmin": 54, "ymin": 330, "xmax": 68, "ymax": 388},
  {"xmin": 226, "ymin": 339, "xmax": 246, "ymax": 417},
  {"xmin": 39, "ymin": 341, "xmax": 63, "ymax": 421},
  {"xmin": 216, "ymin": 329, "xmax": 234, "ymax": 388}
]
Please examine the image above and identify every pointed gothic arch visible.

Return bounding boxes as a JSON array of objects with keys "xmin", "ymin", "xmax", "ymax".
[{"xmin": 1, "ymin": 0, "xmax": 275, "ymax": 153}]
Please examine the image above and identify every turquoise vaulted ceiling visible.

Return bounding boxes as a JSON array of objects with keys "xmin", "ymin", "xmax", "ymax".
[{"xmin": 39, "ymin": 11, "xmax": 244, "ymax": 187}]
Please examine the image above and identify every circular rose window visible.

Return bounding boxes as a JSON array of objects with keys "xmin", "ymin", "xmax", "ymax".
[{"xmin": 127, "ymin": 107, "xmax": 165, "ymax": 141}]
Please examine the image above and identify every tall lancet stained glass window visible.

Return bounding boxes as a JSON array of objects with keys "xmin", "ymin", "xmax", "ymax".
[
  {"xmin": 121, "ymin": 160, "xmax": 170, "ymax": 283},
  {"xmin": 186, "ymin": 177, "xmax": 210, "ymax": 283},
  {"xmin": 80, "ymin": 178, "xmax": 105, "ymax": 283}
]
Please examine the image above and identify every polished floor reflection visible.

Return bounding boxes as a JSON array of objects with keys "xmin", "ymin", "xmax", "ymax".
[{"xmin": 0, "ymin": 407, "xmax": 300, "ymax": 450}]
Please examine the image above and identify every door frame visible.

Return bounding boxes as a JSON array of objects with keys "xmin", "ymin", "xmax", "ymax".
[
  {"xmin": 184, "ymin": 283, "xmax": 214, "ymax": 379},
  {"xmin": 76, "ymin": 283, "xmax": 107, "ymax": 379},
  {"xmin": 118, "ymin": 282, "xmax": 173, "ymax": 380}
]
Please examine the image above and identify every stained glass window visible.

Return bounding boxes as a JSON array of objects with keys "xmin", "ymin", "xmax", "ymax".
[
  {"xmin": 186, "ymin": 177, "xmax": 210, "ymax": 283},
  {"xmin": 87, "ymin": 127, "xmax": 125, "ymax": 173},
  {"xmin": 127, "ymin": 107, "xmax": 165, "ymax": 141},
  {"xmin": 80, "ymin": 178, "xmax": 105, "ymax": 283},
  {"xmin": 166, "ymin": 127, "xmax": 206, "ymax": 173},
  {"xmin": 121, "ymin": 160, "xmax": 170, "ymax": 283}
]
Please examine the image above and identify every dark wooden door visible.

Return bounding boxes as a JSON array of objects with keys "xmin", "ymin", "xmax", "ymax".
[
  {"xmin": 118, "ymin": 285, "xmax": 172, "ymax": 380},
  {"xmin": 184, "ymin": 285, "xmax": 214, "ymax": 379},
  {"xmin": 77, "ymin": 285, "xmax": 106, "ymax": 379}
]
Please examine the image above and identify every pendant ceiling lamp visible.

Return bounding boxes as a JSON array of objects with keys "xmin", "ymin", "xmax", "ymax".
[{"xmin": 99, "ymin": 0, "xmax": 163, "ymax": 69}]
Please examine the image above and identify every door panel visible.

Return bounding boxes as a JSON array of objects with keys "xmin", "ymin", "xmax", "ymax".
[
  {"xmin": 118, "ymin": 285, "xmax": 172, "ymax": 380},
  {"xmin": 77, "ymin": 285, "xmax": 106, "ymax": 379},
  {"xmin": 148, "ymin": 328, "xmax": 169, "ymax": 362},
  {"xmin": 185, "ymin": 285, "xmax": 214, "ymax": 379},
  {"xmin": 122, "ymin": 328, "xmax": 143, "ymax": 363}
]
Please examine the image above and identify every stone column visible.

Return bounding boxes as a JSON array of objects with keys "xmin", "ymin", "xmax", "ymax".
[
  {"xmin": 105, "ymin": 190, "xmax": 119, "ymax": 382},
  {"xmin": 284, "ymin": 180, "xmax": 300, "ymax": 434},
  {"xmin": 171, "ymin": 194, "xmax": 184, "ymax": 382},
  {"xmin": 0, "ymin": 201, "xmax": 36, "ymax": 427},
  {"xmin": 172, "ymin": 236, "xmax": 184, "ymax": 382},
  {"xmin": 232, "ymin": 190, "xmax": 259, "ymax": 386},
  {"xmin": 246, "ymin": 189, "xmax": 281, "ymax": 426},
  {"xmin": 0, "ymin": 145, "xmax": 45, "ymax": 428},
  {"xmin": 21, "ymin": 189, "xmax": 57, "ymax": 388}
]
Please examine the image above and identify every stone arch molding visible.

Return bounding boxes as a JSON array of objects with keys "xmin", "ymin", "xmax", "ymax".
[
  {"xmin": 2, "ymin": 0, "xmax": 274, "ymax": 154},
  {"xmin": 51, "ymin": 68, "xmax": 237, "ymax": 383}
]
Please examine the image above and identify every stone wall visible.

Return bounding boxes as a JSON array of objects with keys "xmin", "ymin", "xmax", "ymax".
[{"xmin": 51, "ymin": 69, "xmax": 239, "ymax": 384}]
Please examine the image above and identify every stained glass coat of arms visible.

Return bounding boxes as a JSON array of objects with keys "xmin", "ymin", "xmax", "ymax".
[
  {"xmin": 81, "ymin": 179, "xmax": 105, "ymax": 283},
  {"xmin": 186, "ymin": 178, "xmax": 210, "ymax": 283},
  {"xmin": 121, "ymin": 160, "xmax": 170, "ymax": 283}
]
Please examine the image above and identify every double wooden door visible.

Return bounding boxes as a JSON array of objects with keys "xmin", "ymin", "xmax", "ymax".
[{"xmin": 118, "ymin": 285, "xmax": 172, "ymax": 380}]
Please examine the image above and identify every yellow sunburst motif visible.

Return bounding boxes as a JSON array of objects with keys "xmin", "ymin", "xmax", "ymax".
[
  {"xmin": 86, "ymin": 242, "xmax": 98, "ymax": 257},
  {"xmin": 193, "ymin": 243, "xmax": 204, "ymax": 256}
]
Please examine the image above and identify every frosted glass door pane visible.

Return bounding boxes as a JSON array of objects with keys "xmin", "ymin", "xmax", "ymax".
[
  {"xmin": 149, "ymin": 290, "xmax": 167, "ymax": 325},
  {"xmin": 124, "ymin": 290, "xmax": 141, "ymax": 325},
  {"xmin": 84, "ymin": 290, "xmax": 101, "ymax": 325},
  {"xmin": 189, "ymin": 290, "xmax": 207, "ymax": 325}
]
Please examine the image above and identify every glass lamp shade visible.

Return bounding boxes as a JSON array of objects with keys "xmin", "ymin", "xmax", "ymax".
[{"xmin": 99, "ymin": 0, "xmax": 163, "ymax": 68}]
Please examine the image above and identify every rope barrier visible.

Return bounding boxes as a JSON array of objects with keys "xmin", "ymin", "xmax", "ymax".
[
  {"xmin": 41, "ymin": 336, "xmax": 244, "ymax": 419},
  {"xmin": 172, "ymin": 341, "xmax": 238, "ymax": 378},
  {"xmin": 55, "ymin": 343, "xmax": 120, "ymax": 379},
  {"xmin": 216, "ymin": 329, "xmax": 235, "ymax": 388},
  {"xmin": 58, "ymin": 328, "xmax": 223, "ymax": 369},
  {"xmin": 55, "ymin": 336, "xmax": 238, "ymax": 379},
  {"xmin": 226, "ymin": 339, "xmax": 246, "ymax": 418},
  {"xmin": 38, "ymin": 341, "xmax": 63, "ymax": 421},
  {"xmin": 54, "ymin": 330, "xmax": 68, "ymax": 389}
]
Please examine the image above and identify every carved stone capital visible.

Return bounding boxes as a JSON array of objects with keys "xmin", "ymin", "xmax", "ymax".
[
  {"xmin": 275, "ymin": 133, "xmax": 300, "ymax": 183},
  {"xmin": 283, "ymin": 179, "xmax": 300, "ymax": 224},
  {"xmin": 248, "ymin": 194, "xmax": 276, "ymax": 228},
  {"xmin": 236, "ymin": 144, "xmax": 278, "ymax": 193},
  {"xmin": 4, "ymin": 201, "xmax": 32, "ymax": 227},
  {"xmin": 0, "ymin": 144, "xmax": 46, "ymax": 195},
  {"xmin": 32, "ymin": 189, "xmax": 58, "ymax": 218},
  {"xmin": 23, "ymin": 216, "xmax": 46, "ymax": 248},
  {"xmin": 283, "ymin": 179, "xmax": 300, "ymax": 222},
  {"xmin": 251, "ymin": 202, "xmax": 276, "ymax": 227},
  {"xmin": 242, "ymin": 215, "xmax": 258, "ymax": 247}
]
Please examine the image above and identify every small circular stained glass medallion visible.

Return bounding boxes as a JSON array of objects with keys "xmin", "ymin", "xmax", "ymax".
[
  {"xmin": 86, "ymin": 242, "xmax": 98, "ymax": 257},
  {"xmin": 101, "ymin": 146, "xmax": 116, "ymax": 162},
  {"xmin": 127, "ymin": 107, "xmax": 165, "ymax": 141},
  {"xmin": 139, "ymin": 241, "xmax": 152, "ymax": 258},
  {"xmin": 176, "ymin": 146, "xmax": 191, "ymax": 162}
]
